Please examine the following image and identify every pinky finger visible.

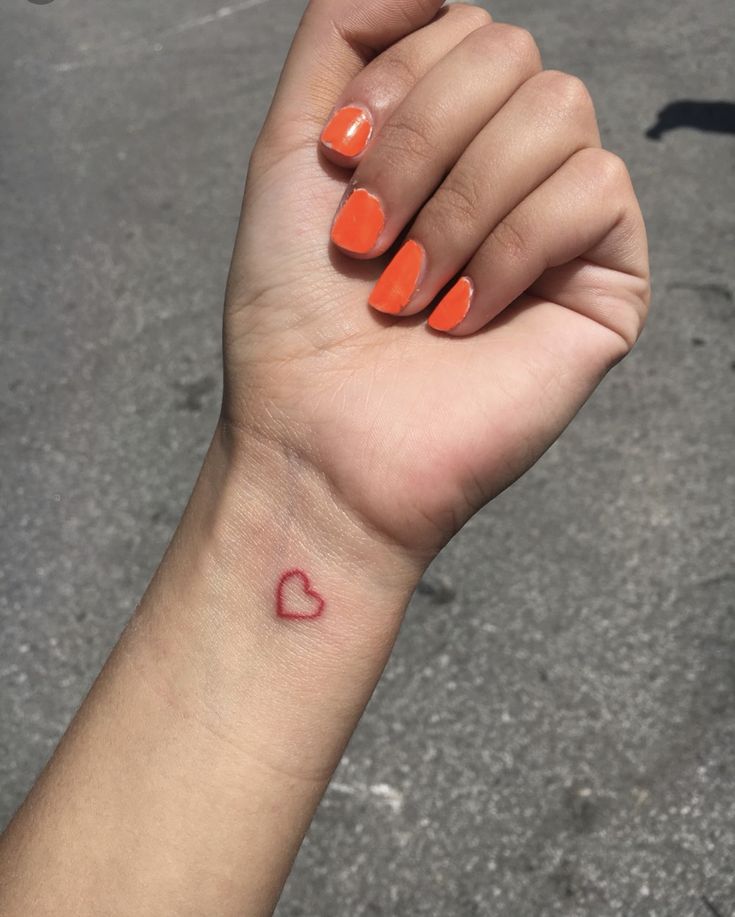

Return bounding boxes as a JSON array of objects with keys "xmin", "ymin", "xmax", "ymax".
[{"xmin": 427, "ymin": 148, "xmax": 650, "ymax": 344}]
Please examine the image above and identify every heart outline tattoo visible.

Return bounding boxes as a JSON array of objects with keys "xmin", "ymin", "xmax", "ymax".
[{"xmin": 276, "ymin": 569, "xmax": 325, "ymax": 620}]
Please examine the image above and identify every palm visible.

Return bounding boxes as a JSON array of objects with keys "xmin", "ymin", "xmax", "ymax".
[{"xmin": 226, "ymin": 147, "xmax": 635, "ymax": 555}]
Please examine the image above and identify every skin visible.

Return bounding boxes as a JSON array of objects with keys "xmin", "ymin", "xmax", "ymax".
[{"xmin": 0, "ymin": 1, "xmax": 650, "ymax": 915}]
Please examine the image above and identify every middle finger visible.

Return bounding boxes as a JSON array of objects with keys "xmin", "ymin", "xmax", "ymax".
[{"xmin": 329, "ymin": 22, "xmax": 542, "ymax": 257}]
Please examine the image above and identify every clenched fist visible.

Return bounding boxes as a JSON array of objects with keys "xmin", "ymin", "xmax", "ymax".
[{"xmin": 223, "ymin": 0, "xmax": 650, "ymax": 562}]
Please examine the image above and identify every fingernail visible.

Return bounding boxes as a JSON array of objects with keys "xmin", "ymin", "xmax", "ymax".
[
  {"xmin": 321, "ymin": 105, "xmax": 373, "ymax": 158},
  {"xmin": 428, "ymin": 276, "xmax": 473, "ymax": 332},
  {"xmin": 368, "ymin": 240, "xmax": 426, "ymax": 314},
  {"xmin": 331, "ymin": 188, "xmax": 385, "ymax": 254}
]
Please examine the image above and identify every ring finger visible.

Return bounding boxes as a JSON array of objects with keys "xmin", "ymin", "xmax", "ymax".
[{"xmin": 428, "ymin": 147, "xmax": 648, "ymax": 341}]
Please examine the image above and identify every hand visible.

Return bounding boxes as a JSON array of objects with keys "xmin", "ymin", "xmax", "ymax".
[
  {"xmin": 0, "ymin": 6, "xmax": 651, "ymax": 914},
  {"xmin": 223, "ymin": 0, "xmax": 650, "ymax": 563}
]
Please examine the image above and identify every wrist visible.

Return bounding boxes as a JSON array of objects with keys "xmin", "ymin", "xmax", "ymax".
[
  {"xmin": 209, "ymin": 415, "xmax": 425, "ymax": 607},
  {"xmin": 131, "ymin": 416, "xmax": 424, "ymax": 780}
]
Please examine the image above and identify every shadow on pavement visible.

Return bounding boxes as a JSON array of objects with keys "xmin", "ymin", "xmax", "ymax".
[{"xmin": 646, "ymin": 100, "xmax": 735, "ymax": 139}]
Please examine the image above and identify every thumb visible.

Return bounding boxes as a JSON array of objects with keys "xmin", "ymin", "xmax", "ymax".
[{"xmin": 258, "ymin": 0, "xmax": 447, "ymax": 155}]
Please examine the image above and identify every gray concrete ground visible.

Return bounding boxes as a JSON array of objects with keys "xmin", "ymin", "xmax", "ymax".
[{"xmin": 1, "ymin": 0, "xmax": 734, "ymax": 914}]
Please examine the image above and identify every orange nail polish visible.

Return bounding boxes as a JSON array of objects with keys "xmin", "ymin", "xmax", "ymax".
[
  {"xmin": 321, "ymin": 105, "xmax": 373, "ymax": 158},
  {"xmin": 368, "ymin": 240, "xmax": 426, "ymax": 314},
  {"xmin": 331, "ymin": 188, "xmax": 385, "ymax": 254},
  {"xmin": 428, "ymin": 276, "xmax": 473, "ymax": 331}
]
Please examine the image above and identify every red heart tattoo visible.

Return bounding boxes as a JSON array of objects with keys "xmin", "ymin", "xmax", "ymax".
[{"xmin": 276, "ymin": 569, "xmax": 325, "ymax": 620}]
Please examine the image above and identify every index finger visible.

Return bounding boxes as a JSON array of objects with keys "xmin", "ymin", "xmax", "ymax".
[
  {"xmin": 258, "ymin": 0, "xmax": 450, "ymax": 156},
  {"xmin": 319, "ymin": 4, "xmax": 491, "ymax": 166}
]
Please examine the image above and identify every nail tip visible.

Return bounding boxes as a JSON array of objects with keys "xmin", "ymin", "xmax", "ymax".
[
  {"xmin": 331, "ymin": 188, "xmax": 384, "ymax": 254},
  {"xmin": 428, "ymin": 276, "xmax": 473, "ymax": 332},
  {"xmin": 427, "ymin": 317, "xmax": 454, "ymax": 333},
  {"xmin": 367, "ymin": 238, "xmax": 425, "ymax": 315},
  {"xmin": 368, "ymin": 297, "xmax": 404, "ymax": 315},
  {"xmin": 368, "ymin": 283, "xmax": 411, "ymax": 314},
  {"xmin": 332, "ymin": 236, "xmax": 372, "ymax": 255}
]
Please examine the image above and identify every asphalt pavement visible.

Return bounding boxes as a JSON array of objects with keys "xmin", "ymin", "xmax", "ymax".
[{"xmin": 1, "ymin": 0, "xmax": 734, "ymax": 914}]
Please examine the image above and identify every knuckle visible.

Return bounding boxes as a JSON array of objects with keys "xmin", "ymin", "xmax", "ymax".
[
  {"xmin": 618, "ymin": 294, "xmax": 649, "ymax": 353},
  {"xmin": 596, "ymin": 150, "xmax": 631, "ymax": 191},
  {"xmin": 379, "ymin": 109, "xmax": 436, "ymax": 164},
  {"xmin": 576, "ymin": 147, "xmax": 631, "ymax": 192},
  {"xmin": 378, "ymin": 50, "xmax": 423, "ymax": 91},
  {"xmin": 495, "ymin": 24, "xmax": 541, "ymax": 69},
  {"xmin": 537, "ymin": 70, "xmax": 594, "ymax": 115},
  {"xmin": 446, "ymin": 3, "xmax": 493, "ymax": 28},
  {"xmin": 431, "ymin": 173, "xmax": 483, "ymax": 224},
  {"xmin": 490, "ymin": 216, "xmax": 528, "ymax": 263}
]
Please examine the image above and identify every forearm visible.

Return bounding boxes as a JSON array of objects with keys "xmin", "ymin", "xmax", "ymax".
[{"xmin": 0, "ymin": 420, "xmax": 421, "ymax": 916}]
